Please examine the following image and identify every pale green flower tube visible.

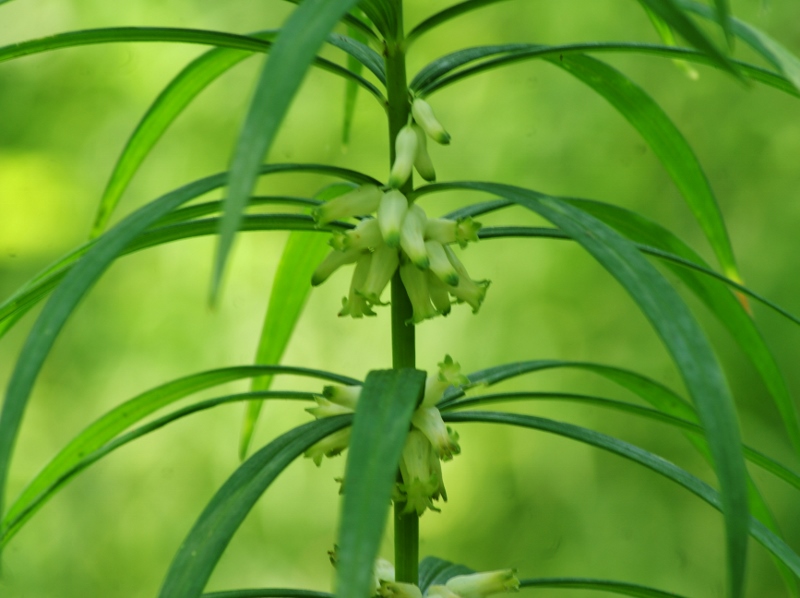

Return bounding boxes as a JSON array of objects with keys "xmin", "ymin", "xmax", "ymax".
[
  {"xmin": 306, "ymin": 397, "xmax": 353, "ymax": 419},
  {"xmin": 425, "ymin": 240, "xmax": 458, "ymax": 285},
  {"xmin": 399, "ymin": 262, "xmax": 438, "ymax": 324},
  {"xmin": 422, "ymin": 355, "xmax": 469, "ymax": 407},
  {"xmin": 443, "ymin": 245, "xmax": 489, "ymax": 312},
  {"xmin": 322, "ymin": 383, "xmax": 362, "ymax": 409},
  {"xmin": 412, "ymin": 98, "xmax": 451, "ymax": 145},
  {"xmin": 411, "ymin": 406, "xmax": 460, "ymax": 460},
  {"xmin": 339, "ymin": 252, "xmax": 376, "ymax": 318},
  {"xmin": 304, "ymin": 428, "xmax": 352, "ymax": 466},
  {"xmin": 412, "ymin": 124, "xmax": 436, "ymax": 182},
  {"xmin": 426, "ymin": 271, "xmax": 452, "ymax": 317},
  {"xmin": 311, "ymin": 247, "xmax": 364, "ymax": 286},
  {"xmin": 445, "ymin": 570, "xmax": 520, "ymax": 598},
  {"xmin": 389, "ymin": 125, "xmax": 418, "ymax": 188},
  {"xmin": 312, "ymin": 184, "xmax": 382, "ymax": 226},
  {"xmin": 378, "ymin": 189, "xmax": 408, "ymax": 248},
  {"xmin": 426, "ymin": 586, "xmax": 461, "ymax": 598},
  {"xmin": 424, "ymin": 217, "xmax": 482, "ymax": 248},
  {"xmin": 330, "ymin": 218, "xmax": 382, "ymax": 251},
  {"xmin": 398, "ymin": 430, "xmax": 440, "ymax": 515},
  {"xmin": 400, "ymin": 204, "xmax": 430, "ymax": 269},
  {"xmin": 380, "ymin": 581, "xmax": 423, "ymax": 598},
  {"xmin": 358, "ymin": 244, "xmax": 399, "ymax": 305}
]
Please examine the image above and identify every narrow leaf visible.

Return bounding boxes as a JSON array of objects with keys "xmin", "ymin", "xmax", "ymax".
[
  {"xmin": 214, "ymin": 0, "xmax": 362, "ymax": 302},
  {"xmin": 521, "ymin": 577, "xmax": 688, "ymax": 597},
  {"xmin": 336, "ymin": 369, "xmax": 426, "ymax": 598},
  {"xmin": 202, "ymin": 591, "xmax": 333, "ymax": 598},
  {"xmin": 159, "ymin": 416, "xmax": 351, "ymax": 597}
]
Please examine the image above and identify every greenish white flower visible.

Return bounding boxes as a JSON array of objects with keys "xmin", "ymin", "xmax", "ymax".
[
  {"xmin": 358, "ymin": 244, "xmax": 400, "ymax": 305},
  {"xmin": 444, "ymin": 246, "xmax": 489, "ymax": 312},
  {"xmin": 330, "ymin": 218, "xmax": 383, "ymax": 252},
  {"xmin": 389, "ymin": 125, "xmax": 418, "ymax": 188},
  {"xmin": 398, "ymin": 430, "xmax": 442, "ymax": 515},
  {"xmin": 339, "ymin": 253, "xmax": 376, "ymax": 318},
  {"xmin": 380, "ymin": 581, "xmax": 423, "ymax": 598},
  {"xmin": 411, "ymin": 406, "xmax": 461, "ymax": 460},
  {"xmin": 399, "ymin": 262, "xmax": 438, "ymax": 324},
  {"xmin": 425, "ymin": 240, "xmax": 458, "ymax": 286},
  {"xmin": 374, "ymin": 558, "xmax": 396, "ymax": 590},
  {"xmin": 312, "ymin": 184, "xmax": 382, "ymax": 226},
  {"xmin": 426, "ymin": 271, "xmax": 452, "ymax": 316},
  {"xmin": 445, "ymin": 570, "xmax": 520, "ymax": 598},
  {"xmin": 322, "ymin": 384, "xmax": 362, "ymax": 409},
  {"xmin": 311, "ymin": 247, "xmax": 365, "ymax": 286},
  {"xmin": 400, "ymin": 204, "xmax": 430, "ymax": 269},
  {"xmin": 422, "ymin": 355, "xmax": 470, "ymax": 407},
  {"xmin": 304, "ymin": 428, "xmax": 352, "ymax": 466},
  {"xmin": 412, "ymin": 124, "xmax": 436, "ymax": 182},
  {"xmin": 378, "ymin": 189, "xmax": 408, "ymax": 248},
  {"xmin": 306, "ymin": 397, "xmax": 353, "ymax": 419},
  {"xmin": 424, "ymin": 217, "xmax": 481, "ymax": 248},
  {"xmin": 412, "ymin": 98, "xmax": 451, "ymax": 145}
]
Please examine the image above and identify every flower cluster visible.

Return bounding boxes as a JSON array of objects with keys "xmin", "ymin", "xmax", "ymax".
[
  {"xmin": 379, "ymin": 570, "xmax": 519, "ymax": 598},
  {"xmin": 305, "ymin": 356, "xmax": 469, "ymax": 515},
  {"xmin": 311, "ymin": 99, "xmax": 489, "ymax": 323}
]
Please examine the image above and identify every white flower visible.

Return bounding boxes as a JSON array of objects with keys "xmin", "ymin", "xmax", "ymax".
[
  {"xmin": 304, "ymin": 428, "xmax": 352, "ymax": 466},
  {"xmin": 445, "ymin": 570, "xmax": 520, "ymax": 598},
  {"xmin": 422, "ymin": 355, "xmax": 470, "ymax": 407},
  {"xmin": 400, "ymin": 204, "xmax": 430, "ymax": 269},
  {"xmin": 312, "ymin": 184, "xmax": 382, "ymax": 226},
  {"xmin": 322, "ymin": 384, "xmax": 362, "ymax": 410},
  {"xmin": 399, "ymin": 262, "xmax": 438, "ymax": 324},
  {"xmin": 311, "ymin": 247, "xmax": 365, "ymax": 286},
  {"xmin": 425, "ymin": 240, "xmax": 458, "ymax": 286},
  {"xmin": 357, "ymin": 244, "xmax": 400, "ymax": 305},
  {"xmin": 412, "ymin": 98, "xmax": 451, "ymax": 145},
  {"xmin": 424, "ymin": 217, "xmax": 482, "ymax": 248},
  {"xmin": 380, "ymin": 581, "xmax": 423, "ymax": 598},
  {"xmin": 330, "ymin": 218, "xmax": 383, "ymax": 252},
  {"xmin": 398, "ymin": 430, "xmax": 442, "ymax": 515},
  {"xmin": 306, "ymin": 397, "xmax": 353, "ymax": 419},
  {"xmin": 378, "ymin": 190, "xmax": 409, "ymax": 248},
  {"xmin": 374, "ymin": 558, "xmax": 396, "ymax": 590},
  {"xmin": 412, "ymin": 124, "xmax": 436, "ymax": 182},
  {"xmin": 411, "ymin": 406, "xmax": 460, "ymax": 460},
  {"xmin": 389, "ymin": 125, "xmax": 418, "ymax": 188},
  {"xmin": 444, "ymin": 246, "xmax": 489, "ymax": 312},
  {"xmin": 426, "ymin": 271, "xmax": 452, "ymax": 316},
  {"xmin": 339, "ymin": 253, "xmax": 377, "ymax": 318}
]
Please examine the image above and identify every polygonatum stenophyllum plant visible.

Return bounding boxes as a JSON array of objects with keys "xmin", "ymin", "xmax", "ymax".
[{"xmin": 1, "ymin": 0, "xmax": 800, "ymax": 596}]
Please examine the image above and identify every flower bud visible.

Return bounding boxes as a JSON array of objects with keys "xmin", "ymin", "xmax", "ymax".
[
  {"xmin": 312, "ymin": 184, "xmax": 382, "ymax": 226},
  {"xmin": 425, "ymin": 240, "xmax": 458, "ymax": 285},
  {"xmin": 330, "ymin": 218, "xmax": 383, "ymax": 252},
  {"xmin": 389, "ymin": 125, "xmax": 418, "ymax": 188},
  {"xmin": 399, "ymin": 262, "xmax": 438, "ymax": 324},
  {"xmin": 445, "ymin": 570, "xmax": 520, "ymax": 598},
  {"xmin": 380, "ymin": 581, "xmax": 423, "ymax": 598},
  {"xmin": 322, "ymin": 384, "xmax": 362, "ymax": 409},
  {"xmin": 426, "ymin": 271, "xmax": 452, "ymax": 317},
  {"xmin": 311, "ymin": 247, "xmax": 364, "ymax": 286},
  {"xmin": 411, "ymin": 406, "xmax": 461, "ymax": 460},
  {"xmin": 339, "ymin": 252, "xmax": 377, "ymax": 318},
  {"xmin": 412, "ymin": 124, "xmax": 436, "ymax": 182},
  {"xmin": 357, "ymin": 244, "xmax": 399, "ymax": 305},
  {"xmin": 422, "ymin": 355, "xmax": 469, "ymax": 407},
  {"xmin": 378, "ymin": 190, "xmax": 408, "ymax": 248},
  {"xmin": 304, "ymin": 428, "xmax": 352, "ymax": 466},
  {"xmin": 400, "ymin": 205, "xmax": 430, "ymax": 269},
  {"xmin": 412, "ymin": 98, "xmax": 451, "ymax": 145}
]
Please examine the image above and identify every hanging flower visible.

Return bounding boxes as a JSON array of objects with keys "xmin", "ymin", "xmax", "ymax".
[
  {"xmin": 312, "ymin": 184, "xmax": 383, "ymax": 226},
  {"xmin": 389, "ymin": 125, "xmax": 418, "ymax": 188},
  {"xmin": 412, "ymin": 98, "xmax": 451, "ymax": 145}
]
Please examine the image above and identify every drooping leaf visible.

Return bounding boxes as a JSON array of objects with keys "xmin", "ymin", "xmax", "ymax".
[
  {"xmin": 418, "ymin": 181, "xmax": 749, "ymax": 598},
  {"xmin": 0, "ymin": 390, "xmax": 320, "ymax": 547},
  {"xmin": 405, "ymin": 0, "xmax": 517, "ymax": 48},
  {"xmin": 336, "ymin": 369, "xmax": 426, "ymax": 598},
  {"xmin": 239, "ymin": 183, "xmax": 357, "ymax": 460},
  {"xmin": 214, "ymin": 0, "xmax": 363, "ymax": 302},
  {"xmin": 159, "ymin": 416, "xmax": 351, "ymax": 598},
  {"xmin": 521, "ymin": 577, "xmax": 688, "ymax": 597},
  {"xmin": 444, "ymin": 411, "xmax": 800, "ymax": 580}
]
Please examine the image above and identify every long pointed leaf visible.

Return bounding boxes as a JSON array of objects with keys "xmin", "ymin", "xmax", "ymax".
[
  {"xmin": 214, "ymin": 0, "xmax": 362, "ymax": 301},
  {"xmin": 159, "ymin": 415, "xmax": 351, "ymax": 597},
  {"xmin": 337, "ymin": 369, "xmax": 426, "ymax": 598},
  {"xmin": 418, "ymin": 181, "xmax": 749, "ymax": 598},
  {"xmin": 521, "ymin": 577, "xmax": 688, "ymax": 597},
  {"xmin": 202, "ymin": 591, "xmax": 333, "ymax": 598}
]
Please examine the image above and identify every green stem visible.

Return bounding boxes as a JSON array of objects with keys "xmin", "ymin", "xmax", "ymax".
[{"xmin": 385, "ymin": 1, "xmax": 419, "ymax": 585}]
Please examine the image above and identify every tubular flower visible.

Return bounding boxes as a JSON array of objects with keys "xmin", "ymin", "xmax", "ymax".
[
  {"xmin": 412, "ymin": 124, "xmax": 436, "ymax": 182},
  {"xmin": 380, "ymin": 582, "xmax": 423, "ymax": 598},
  {"xmin": 330, "ymin": 218, "xmax": 383, "ymax": 252},
  {"xmin": 339, "ymin": 252, "xmax": 376, "ymax": 318},
  {"xmin": 389, "ymin": 125, "xmax": 418, "ymax": 188},
  {"xmin": 400, "ymin": 205, "xmax": 430, "ymax": 269},
  {"xmin": 322, "ymin": 383, "xmax": 362, "ymax": 410},
  {"xmin": 425, "ymin": 240, "xmax": 458, "ymax": 286},
  {"xmin": 426, "ymin": 271, "xmax": 452, "ymax": 316},
  {"xmin": 426, "ymin": 586, "xmax": 461, "ymax": 598},
  {"xmin": 304, "ymin": 428, "xmax": 352, "ymax": 466},
  {"xmin": 411, "ymin": 406, "xmax": 461, "ymax": 460},
  {"xmin": 378, "ymin": 190, "xmax": 409, "ymax": 248},
  {"xmin": 412, "ymin": 98, "xmax": 451, "ymax": 145},
  {"xmin": 306, "ymin": 397, "xmax": 353, "ymax": 419},
  {"xmin": 311, "ymin": 247, "xmax": 365, "ymax": 286},
  {"xmin": 425, "ymin": 217, "xmax": 482, "ymax": 248},
  {"xmin": 398, "ymin": 430, "xmax": 442, "ymax": 515},
  {"xmin": 312, "ymin": 184, "xmax": 382, "ymax": 226},
  {"xmin": 374, "ymin": 559, "xmax": 396, "ymax": 590},
  {"xmin": 399, "ymin": 262, "xmax": 438, "ymax": 324},
  {"xmin": 444, "ymin": 246, "xmax": 489, "ymax": 312},
  {"xmin": 422, "ymin": 354, "xmax": 470, "ymax": 407},
  {"xmin": 358, "ymin": 244, "xmax": 400, "ymax": 305},
  {"xmin": 444, "ymin": 570, "xmax": 520, "ymax": 598}
]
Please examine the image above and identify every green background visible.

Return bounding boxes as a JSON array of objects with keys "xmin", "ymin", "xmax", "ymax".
[{"xmin": 1, "ymin": 0, "xmax": 799, "ymax": 596}]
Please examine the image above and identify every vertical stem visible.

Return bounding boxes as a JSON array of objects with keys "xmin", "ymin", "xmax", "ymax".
[{"xmin": 385, "ymin": 0, "xmax": 419, "ymax": 585}]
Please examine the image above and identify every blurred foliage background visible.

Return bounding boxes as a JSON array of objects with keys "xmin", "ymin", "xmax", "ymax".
[{"xmin": 1, "ymin": 0, "xmax": 799, "ymax": 596}]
